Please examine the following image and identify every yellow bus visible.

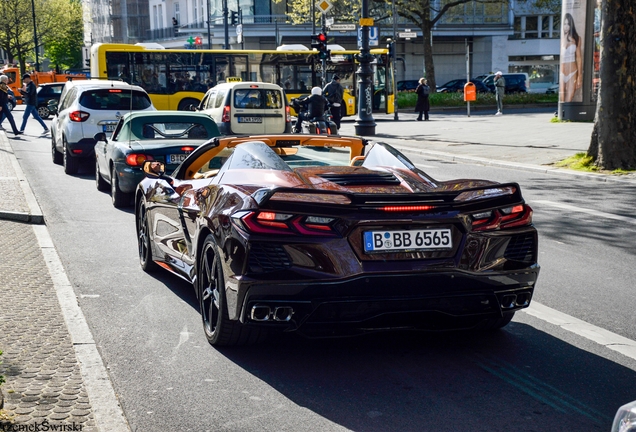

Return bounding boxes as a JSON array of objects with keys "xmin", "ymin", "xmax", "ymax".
[{"xmin": 90, "ymin": 43, "xmax": 394, "ymax": 116}]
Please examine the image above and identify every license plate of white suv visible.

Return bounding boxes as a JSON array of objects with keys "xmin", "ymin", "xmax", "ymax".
[
  {"xmin": 238, "ymin": 117, "xmax": 262, "ymax": 123},
  {"xmin": 363, "ymin": 228, "xmax": 452, "ymax": 252}
]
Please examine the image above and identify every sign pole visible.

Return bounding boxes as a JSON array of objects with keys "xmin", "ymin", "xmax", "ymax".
[{"xmin": 354, "ymin": 0, "xmax": 376, "ymax": 136}]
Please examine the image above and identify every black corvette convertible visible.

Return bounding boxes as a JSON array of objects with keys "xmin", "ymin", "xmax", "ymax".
[{"xmin": 135, "ymin": 135, "xmax": 539, "ymax": 346}]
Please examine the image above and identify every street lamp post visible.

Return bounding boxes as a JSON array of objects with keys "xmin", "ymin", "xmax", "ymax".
[
  {"xmin": 30, "ymin": 0, "xmax": 39, "ymax": 71},
  {"xmin": 354, "ymin": 0, "xmax": 376, "ymax": 136}
]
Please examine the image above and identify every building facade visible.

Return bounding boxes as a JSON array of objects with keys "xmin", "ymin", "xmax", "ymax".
[{"xmin": 84, "ymin": 0, "xmax": 560, "ymax": 91}]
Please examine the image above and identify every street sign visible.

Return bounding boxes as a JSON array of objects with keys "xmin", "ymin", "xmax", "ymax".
[
  {"xmin": 330, "ymin": 23, "xmax": 356, "ymax": 31},
  {"xmin": 236, "ymin": 24, "xmax": 243, "ymax": 35},
  {"xmin": 398, "ymin": 32, "xmax": 417, "ymax": 39},
  {"xmin": 359, "ymin": 18, "xmax": 374, "ymax": 26},
  {"xmin": 316, "ymin": 0, "xmax": 333, "ymax": 14},
  {"xmin": 358, "ymin": 26, "xmax": 379, "ymax": 47}
]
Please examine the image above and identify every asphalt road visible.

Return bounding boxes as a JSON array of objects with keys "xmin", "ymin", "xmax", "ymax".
[{"xmin": 9, "ymin": 114, "xmax": 636, "ymax": 432}]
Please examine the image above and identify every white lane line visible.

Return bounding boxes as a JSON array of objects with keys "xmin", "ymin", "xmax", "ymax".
[
  {"xmin": 534, "ymin": 200, "xmax": 636, "ymax": 225},
  {"xmin": 523, "ymin": 302, "xmax": 636, "ymax": 361},
  {"xmin": 32, "ymin": 224, "xmax": 131, "ymax": 432}
]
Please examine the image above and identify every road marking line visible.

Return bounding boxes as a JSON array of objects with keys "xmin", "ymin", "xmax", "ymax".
[
  {"xmin": 534, "ymin": 200, "xmax": 636, "ymax": 225},
  {"xmin": 523, "ymin": 302, "xmax": 636, "ymax": 361},
  {"xmin": 32, "ymin": 224, "xmax": 131, "ymax": 432}
]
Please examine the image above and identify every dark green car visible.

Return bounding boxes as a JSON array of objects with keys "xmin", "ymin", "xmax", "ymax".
[{"xmin": 94, "ymin": 111, "xmax": 221, "ymax": 208}]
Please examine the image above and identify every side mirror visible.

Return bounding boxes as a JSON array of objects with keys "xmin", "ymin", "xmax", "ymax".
[
  {"xmin": 142, "ymin": 160, "xmax": 173, "ymax": 185},
  {"xmin": 93, "ymin": 132, "xmax": 107, "ymax": 142},
  {"xmin": 47, "ymin": 100, "xmax": 58, "ymax": 115}
]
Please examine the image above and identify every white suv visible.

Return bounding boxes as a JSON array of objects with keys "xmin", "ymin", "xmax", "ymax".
[
  {"xmin": 50, "ymin": 80, "xmax": 155, "ymax": 174},
  {"xmin": 196, "ymin": 81, "xmax": 291, "ymax": 135}
]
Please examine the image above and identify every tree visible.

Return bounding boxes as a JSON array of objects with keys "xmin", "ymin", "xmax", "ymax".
[
  {"xmin": 43, "ymin": 0, "xmax": 84, "ymax": 71},
  {"xmin": 0, "ymin": 0, "xmax": 83, "ymax": 72},
  {"xmin": 587, "ymin": 0, "xmax": 636, "ymax": 170}
]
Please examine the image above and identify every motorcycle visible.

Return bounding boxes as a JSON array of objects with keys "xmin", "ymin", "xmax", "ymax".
[{"xmin": 290, "ymin": 98, "xmax": 338, "ymax": 135}]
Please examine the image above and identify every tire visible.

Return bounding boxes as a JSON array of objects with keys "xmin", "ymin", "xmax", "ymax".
[
  {"xmin": 483, "ymin": 312, "xmax": 515, "ymax": 330},
  {"xmin": 136, "ymin": 200, "xmax": 159, "ymax": 272},
  {"xmin": 95, "ymin": 157, "xmax": 108, "ymax": 191},
  {"xmin": 177, "ymin": 98, "xmax": 200, "ymax": 111},
  {"xmin": 51, "ymin": 135, "xmax": 62, "ymax": 165},
  {"xmin": 111, "ymin": 166, "xmax": 132, "ymax": 208},
  {"xmin": 62, "ymin": 137, "xmax": 79, "ymax": 175},
  {"xmin": 37, "ymin": 105, "xmax": 50, "ymax": 120},
  {"xmin": 198, "ymin": 234, "xmax": 262, "ymax": 346}
]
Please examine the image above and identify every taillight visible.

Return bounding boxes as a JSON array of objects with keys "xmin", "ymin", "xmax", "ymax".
[
  {"xmin": 232, "ymin": 211, "xmax": 336, "ymax": 236},
  {"xmin": 471, "ymin": 204, "xmax": 532, "ymax": 232},
  {"xmin": 126, "ymin": 153, "xmax": 154, "ymax": 167},
  {"xmin": 221, "ymin": 105, "xmax": 231, "ymax": 123},
  {"xmin": 69, "ymin": 111, "xmax": 90, "ymax": 122},
  {"xmin": 285, "ymin": 106, "xmax": 291, "ymax": 123}
]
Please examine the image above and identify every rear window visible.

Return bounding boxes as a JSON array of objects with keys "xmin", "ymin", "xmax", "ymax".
[
  {"xmin": 233, "ymin": 89, "xmax": 283, "ymax": 109},
  {"xmin": 79, "ymin": 89, "xmax": 152, "ymax": 110}
]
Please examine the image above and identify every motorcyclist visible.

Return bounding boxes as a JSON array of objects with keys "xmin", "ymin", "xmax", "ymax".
[{"xmin": 293, "ymin": 86, "xmax": 328, "ymax": 133}]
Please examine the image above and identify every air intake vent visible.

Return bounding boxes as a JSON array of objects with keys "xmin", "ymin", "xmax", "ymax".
[
  {"xmin": 248, "ymin": 243, "xmax": 292, "ymax": 273},
  {"xmin": 504, "ymin": 233, "xmax": 535, "ymax": 263},
  {"xmin": 318, "ymin": 172, "xmax": 401, "ymax": 186}
]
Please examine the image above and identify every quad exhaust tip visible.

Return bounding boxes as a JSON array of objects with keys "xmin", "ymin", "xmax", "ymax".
[{"xmin": 250, "ymin": 305, "xmax": 294, "ymax": 322}]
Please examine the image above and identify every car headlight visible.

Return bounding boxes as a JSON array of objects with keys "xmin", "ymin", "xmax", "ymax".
[{"xmin": 613, "ymin": 400, "xmax": 636, "ymax": 432}]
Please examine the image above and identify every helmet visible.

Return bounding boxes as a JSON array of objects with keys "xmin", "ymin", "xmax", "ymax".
[{"xmin": 311, "ymin": 87, "xmax": 322, "ymax": 95}]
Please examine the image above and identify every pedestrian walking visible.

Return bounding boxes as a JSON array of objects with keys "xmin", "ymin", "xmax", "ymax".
[
  {"xmin": 0, "ymin": 75, "xmax": 22, "ymax": 136},
  {"xmin": 323, "ymin": 75, "xmax": 344, "ymax": 129},
  {"xmin": 414, "ymin": 78, "xmax": 430, "ymax": 121},
  {"xmin": 494, "ymin": 71, "xmax": 506, "ymax": 115},
  {"xmin": 19, "ymin": 74, "xmax": 49, "ymax": 134}
]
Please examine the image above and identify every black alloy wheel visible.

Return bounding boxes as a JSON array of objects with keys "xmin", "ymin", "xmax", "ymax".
[
  {"xmin": 51, "ymin": 135, "xmax": 62, "ymax": 165},
  {"xmin": 62, "ymin": 137, "xmax": 79, "ymax": 175},
  {"xmin": 198, "ymin": 235, "xmax": 261, "ymax": 346},
  {"xmin": 38, "ymin": 105, "xmax": 50, "ymax": 120},
  {"xmin": 95, "ymin": 158, "xmax": 108, "ymax": 191},
  {"xmin": 111, "ymin": 166, "xmax": 132, "ymax": 208},
  {"xmin": 136, "ymin": 201, "xmax": 158, "ymax": 272}
]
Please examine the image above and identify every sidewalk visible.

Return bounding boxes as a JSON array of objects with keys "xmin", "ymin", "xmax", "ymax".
[{"xmin": 0, "ymin": 132, "xmax": 128, "ymax": 431}]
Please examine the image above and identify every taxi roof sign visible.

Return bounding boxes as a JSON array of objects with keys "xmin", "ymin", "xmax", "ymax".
[{"xmin": 226, "ymin": 77, "xmax": 242, "ymax": 82}]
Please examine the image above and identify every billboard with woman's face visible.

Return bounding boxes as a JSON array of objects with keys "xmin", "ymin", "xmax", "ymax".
[{"xmin": 560, "ymin": 0, "xmax": 586, "ymax": 103}]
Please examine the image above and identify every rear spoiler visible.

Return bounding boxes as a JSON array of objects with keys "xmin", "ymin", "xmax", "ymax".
[{"xmin": 251, "ymin": 183, "xmax": 524, "ymax": 212}]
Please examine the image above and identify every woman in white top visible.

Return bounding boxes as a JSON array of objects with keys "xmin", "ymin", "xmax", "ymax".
[{"xmin": 560, "ymin": 13, "xmax": 583, "ymax": 102}]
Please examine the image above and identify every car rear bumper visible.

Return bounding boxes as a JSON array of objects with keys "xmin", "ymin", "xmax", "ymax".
[
  {"xmin": 67, "ymin": 138, "xmax": 96, "ymax": 159},
  {"xmin": 232, "ymin": 267, "xmax": 539, "ymax": 335}
]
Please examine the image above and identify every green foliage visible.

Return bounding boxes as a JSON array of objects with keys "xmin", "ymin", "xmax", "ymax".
[
  {"xmin": 554, "ymin": 152, "xmax": 636, "ymax": 175},
  {"xmin": 43, "ymin": 0, "xmax": 83, "ymax": 70},
  {"xmin": 397, "ymin": 91, "xmax": 558, "ymax": 108}
]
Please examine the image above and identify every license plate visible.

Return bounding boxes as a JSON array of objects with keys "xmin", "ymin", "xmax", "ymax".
[
  {"xmin": 168, "ymin": 153, "xmax": 188, "ymax": 164},
  {"xmin": 363, "ymin": 228, "xmax": 453, "ymax": 253},
  {"xmin": 238, "ymin": 116, "xmax": 262, "ymax": 123},
  {"xmin": 102, "ymin": 124, "xmax": 117, "ymax": 132}
]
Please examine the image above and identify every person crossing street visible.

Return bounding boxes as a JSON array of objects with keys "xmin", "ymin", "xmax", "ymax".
[
  {"xmin": 19, "ymin": 74, "xmax": 49, "ymax": 134},
  {"xmin": 0, "ymin": 75, "xmax": 22, "ymax": 136},
  {"xmin": 322, "ymin": 75, "xmax": 344, "ymax": 129}
]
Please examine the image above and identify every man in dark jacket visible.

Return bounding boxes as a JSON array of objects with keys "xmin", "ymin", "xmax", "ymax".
[
  {"xmin": 0, "ymin": 74, "xmax": 22, "ymax": 135},
  {"xmin": 19, "ymin": 74, "xmax": 49, "ymax": 134},
  {"xmin": 293, "ymin": 87, "xmax": 328, "ymax": 133},
  {"xmin": 322, "ymin": 75, "xmax": 344, "ymax": 129}
]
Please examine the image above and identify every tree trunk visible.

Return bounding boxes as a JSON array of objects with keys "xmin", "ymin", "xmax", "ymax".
[
  {"xmin": 421, "ymin": 8, "xmax": 435, "ymax": 90},
  {"xmin": 588, "ymin": 0, "xmax": 636, "ymax": 169}
]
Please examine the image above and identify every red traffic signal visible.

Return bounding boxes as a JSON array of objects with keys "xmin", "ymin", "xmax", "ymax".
[
  {"xmin": 317, "ymin": 33, "xmax": 327, "ymax": 43},
  {"xmin": 194, "ymin": 36, "xmax": 202, "ymax": 45}
]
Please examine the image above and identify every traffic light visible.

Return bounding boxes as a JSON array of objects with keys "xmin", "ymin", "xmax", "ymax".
[
  {"xmin": 230, "ymin": 11, "xmax": 238, "ymax": 25},
  {"xmin": 194, "ymin": 36, "xmax": 202, "ymax": 46},
  {"xmin": 311, "ymin": 33, "xmax": 330, "ymax": 60}
]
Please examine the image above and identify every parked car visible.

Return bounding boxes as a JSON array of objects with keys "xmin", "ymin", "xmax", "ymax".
[
  {"xmin": 195, "ymin": 81, "xmax": 291, "ymax": 135},
  {"xmin": 482, "ymin": 73, "xmax": 529, "ymax": 93},
  {"xmin": 397, "ymin": 80, "xmax": 419, "ymax": 91},
  {"xmin": 436, "ymin": 79, "xmax": 490, "ymax": 93},
  {"xmin": 36, "ymin": 82, "xmax": 65, "ymax": 119},
  {"xmin": 95, "ymin": 111, "xmax": 221, "ymax": 207},
  {"xmin": 546, "ymin": 84, "xmax": 559, "ymax": 94},
  {"xmin": 135, "ymin": 134, "xmax": 539, "ymax": 346},
  {"xmin": 50, "ymin": 80, "xmax": 155, "ymax": 175}
]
